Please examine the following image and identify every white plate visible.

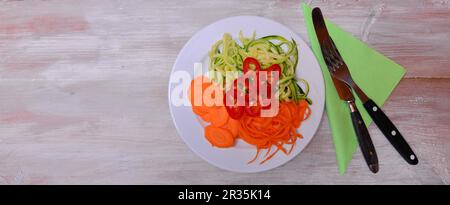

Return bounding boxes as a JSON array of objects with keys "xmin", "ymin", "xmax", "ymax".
[{"xmin": 168, "ymin": 16, "xmax": 325, "ymax": 173}]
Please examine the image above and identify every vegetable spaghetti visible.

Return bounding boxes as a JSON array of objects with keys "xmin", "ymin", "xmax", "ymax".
[
  {"xmin": 189, "ymin": 32, "xmax": 313, "ymax": 164},
  {"xmin": 209, "ymin": 32, "xmax": 311, "ymax": 103}
]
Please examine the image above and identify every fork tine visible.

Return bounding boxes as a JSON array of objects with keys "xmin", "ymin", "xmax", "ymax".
[
  {"xmin": 328, "ymin": 39, "xmax": 344, "ymax": 65},
  {"xmin": 321, "ymin": 39, "xmax": 334, "ymax": 68},
  {"xmin": 323, "ymin": 38, "xmax": 345, "ymax": 73},
  {"xmin": 321, "ymin": 39, "xmax": 337, "ymax": 72},
  {"xmin": 321, "ymin": 44, "xmax": 331, "ymax": 67}
]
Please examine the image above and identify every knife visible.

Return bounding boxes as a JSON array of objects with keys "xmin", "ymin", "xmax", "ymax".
[
  {"xmin": 312, "ymin": 8, "xmax": 379, "ymax": 173},
  {"xmin": 312, "ymin": 7, "xmax": 418, "ymax": 166}
]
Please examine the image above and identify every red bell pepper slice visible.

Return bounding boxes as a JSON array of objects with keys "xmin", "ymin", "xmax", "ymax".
[
  {"xmin": 266, "ymin": 64, "xmax": 281, "ymax": 83},
  {"xmin": 224, "ymin": 88, "xmax": 244, "ymax": 119},
  {"xmin": 224, "ymin": 57, "xmax": 281, "ymax": 118},
  {"xmin": 243, "ymin": 57, "xmax": 261, "ymax": 73},
  {"xmin": 244, "ymin": 94, "xmax": 261, "ymax": 117}
]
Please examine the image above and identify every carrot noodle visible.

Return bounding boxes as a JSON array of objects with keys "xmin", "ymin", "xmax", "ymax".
[
  {"xmin": 247, "ymin": 147, "xmax": 261, "ymax": 164},
  {"xmin": 263, "ymin": 145, "xmax": 273, "ymax": 158},
  {"xmin": 259, "ymin": 146, "xmax": 280, "ymax": 165},
  {"xmin": 238, "ymin": 101, "xmax": 310, "ymax": 164},
  {"xmin": 287, "ymin": 142, "xmax": 296, "ymax": 155}
]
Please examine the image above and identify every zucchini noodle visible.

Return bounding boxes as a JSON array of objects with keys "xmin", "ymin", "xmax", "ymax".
[{"xmin": 208, "ymin": 32, "xmax": 311, "ymax": 103}]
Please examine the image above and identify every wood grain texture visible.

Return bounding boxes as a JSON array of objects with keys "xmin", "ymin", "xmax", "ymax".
[{"xmin": 0, "ymin": 0, "xmax": 449, "ymax": 184}]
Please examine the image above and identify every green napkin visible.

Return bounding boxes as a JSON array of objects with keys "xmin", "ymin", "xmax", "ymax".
[{"xmin": 302, "ymin": 3, "xmax": 406, "ymax": 174}]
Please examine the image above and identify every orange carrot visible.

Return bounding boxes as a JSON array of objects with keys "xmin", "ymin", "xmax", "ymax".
[
  {"xmin": 188, "ymin": 77, "xmax": 214, "ymax": 117},
  {"xmin": 203, "ymin": 106, "xmax": 229, "ymax": 127},
  {"xmin": 188, "ymin": 76, "xmax": 224, "ymax": 122},
  {"xmin": 238, "ymin": 101, "xmax": 310, "ymax": 164},
  {"xmin": 222, "ymin": 118, "xmax": 239, "ymax": 138},
  {"xmin": 204, "ymin": 125, "xmax": 235, "ymax": 148}
]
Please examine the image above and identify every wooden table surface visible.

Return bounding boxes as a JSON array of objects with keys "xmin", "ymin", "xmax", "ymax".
[{"xmin": 0, "ymin": 0, "xmax": 449, "ymax": 185}]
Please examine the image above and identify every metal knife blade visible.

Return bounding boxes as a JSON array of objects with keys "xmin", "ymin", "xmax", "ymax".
[{"xmin": 312, "ymin": 8, "xmax": 354, "ymax": 102}]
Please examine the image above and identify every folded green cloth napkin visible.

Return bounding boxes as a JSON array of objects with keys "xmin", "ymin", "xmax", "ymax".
[{"xmin": 302, "ymin": 3, "xmax": 406, "ymax": 174}]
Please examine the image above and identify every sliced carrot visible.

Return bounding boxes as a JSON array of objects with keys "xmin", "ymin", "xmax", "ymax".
[
  {"xmin": 189, "ymin": 77, "xmax": 213, "ymax": 116},
  {"xmin": 189, "ymin": 76, "xmax": 223, "ymax": 107},
  {"xmin": 188, "ymin": 76, "xmax": 211, "ymax": 106},
  {"xmin": 188, "ymin": 76, "xmax": 224, "ymax": 121},
  {"xmin": 204, "ymin": 106, "xmax": 229, "ymax": 127},
  {"xmin": 204, "ymin": 125, "xmax": 235, "ymax": 148},
  {"xmin": 222, "ymin": 118, "xmax": 239, "ymax": 138},
  {"xmin": 202, "ymin": 81, "xmax": 224, "ymax": 107}
]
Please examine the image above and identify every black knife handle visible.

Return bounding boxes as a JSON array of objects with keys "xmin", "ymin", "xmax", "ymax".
[
  {"xmin": 349, "ymin": 101, "xmax": 379, "ymax": 173},
  {"xmin": 363, "ymin": 99, "xmax": 418, "ymax": 165}
]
